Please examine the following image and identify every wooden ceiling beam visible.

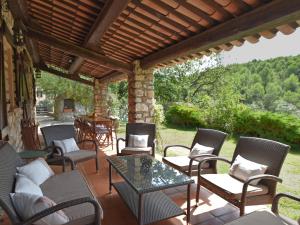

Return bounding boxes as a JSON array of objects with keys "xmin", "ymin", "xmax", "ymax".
[
  {"xmin": 69, "ymin": 0, "xmax": 130, "ymax": 75},
  {"xmin": 40, "ymin": 65, "xmax": 93, "ymax": 86},
  {"xmin": 141, "ymin": 0, "xmax": 300, "ymax": 69},
  {"xmin": 27, "ymin": 27, "xmax": 133, "ymax": 74}
]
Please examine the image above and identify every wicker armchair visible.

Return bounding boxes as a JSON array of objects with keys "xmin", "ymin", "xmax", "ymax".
[
  {"xmin": 41, "ymin": 125, "xmax": 99, "ymax": 172},
  {"xmin": 116, "ymin": 123, "xmax": 156, "ymax": 157},
  {"xmin": 196, "ymin": 137, "xmax": 290, "ymax": 216},
  {"xmin": 163, "ymin": 128, "xmax": 228, "ymax": 176},
  {"xmin": 0, "ymin": 143, "xmax": 102, "ymax": 225},
  {"xmin": 225, "ymin": 193, "xmax": 300, "ymax": 225}
]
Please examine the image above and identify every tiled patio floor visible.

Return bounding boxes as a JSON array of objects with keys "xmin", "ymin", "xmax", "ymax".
[{"xmin": 2, "ymin": 146, "xmax": 268, "ymax": 225}]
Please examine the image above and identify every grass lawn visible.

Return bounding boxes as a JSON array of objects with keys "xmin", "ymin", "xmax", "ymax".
[{"xmin": 117, "ymin": 124, "xmax": 300, "ymax": 219}]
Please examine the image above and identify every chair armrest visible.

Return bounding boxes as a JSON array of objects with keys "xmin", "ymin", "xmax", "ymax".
[
  {"xmin": 43, "ymin": 146, "xmax": 64, "ymax": 157},
  {"xmin": 197, "ymin": 156, "xmax": 231, "ymax": 177},
  {"xmin": 116, "ymin": 138, "xmax": 126, "ymax": 154},
  {"xmin": 163, "ymin": 145, "xmax": 191, "ymax": 157},
  {"xmin": 77, "ymin": 139, "xmax": 98, "ymax": 153},
  {"xmin": 188, "ymin": 154, "xmax": 216, "ymax": 176},
  {"xmin": 21, "ymin": 197, "xmax": 101, "ymax": 225},
  {"xmin": 271, "ymin": 193, "xmax": 300, "ymax": 214},
  {"xmin": 241, "ymin": 174, "xmax": 282, "ymax": 205}
]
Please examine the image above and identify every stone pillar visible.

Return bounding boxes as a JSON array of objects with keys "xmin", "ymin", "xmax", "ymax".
[
  {"xmin": 128, "ymin": 61, "xmax": 155, "ymax": 123},
  {"xmin": 94, "ymin": 79, "xmax": 108, "ymax": 118}
]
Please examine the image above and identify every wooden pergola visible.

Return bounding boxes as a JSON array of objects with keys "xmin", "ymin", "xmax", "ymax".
[
  {"xmin": 8, "ymin": 0, "xmax": 300, "ymax": 83},
  {"xmin": 6, "ymin": 0, "xmax": 300, "ymax": 122}
]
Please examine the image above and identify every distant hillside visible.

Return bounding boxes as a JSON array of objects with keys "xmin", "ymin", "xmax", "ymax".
[{"xmin": 227, "ymin": 55, "xmax": 300, "ymax": 116}]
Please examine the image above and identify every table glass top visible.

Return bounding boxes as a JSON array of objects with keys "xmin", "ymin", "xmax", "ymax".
[
  {"xmin": 18, "ymin": 150, "xmax": 49, "ymax": 159},
  {"xmin": 107, "ymin": 155, "xmax": 194, "ymax": 193}
]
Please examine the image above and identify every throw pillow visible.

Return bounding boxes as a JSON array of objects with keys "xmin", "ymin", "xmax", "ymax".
[
  {"xmin": 17, "ymin": 158, "xmax": 54, "ymax": 186},
  {"xmin": 53, "ymin": 138, "xmax": 80, "ymax": 155},
  {"xmin": 128, "ymin": 135, "xmax": 149, "ymax": 148},
  {"xmin": 15, "ymin": 174, "xmax": 43, "ymax": 196},
  {"xmin": 189, "ymin": 143, "xmax": 214, "ymax": 158},
  {"xmin": 10, "ymin": 192, "xmax": 69, "ymax": 225},
  {"xmin": 229, "ymin": 155, "xmax": 268, "ymax": 185}
]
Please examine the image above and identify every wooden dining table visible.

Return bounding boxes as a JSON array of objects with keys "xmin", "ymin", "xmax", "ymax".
[{"xmin": 76, "ymin": 116, "xmax": 117, "ymax": 149}]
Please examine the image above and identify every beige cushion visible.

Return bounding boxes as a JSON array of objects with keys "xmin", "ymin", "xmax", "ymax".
[
  {"xmin": 64, "ymin": 150, "xmax": 96, "ymax": 162},
  {"xmin": 10, "ymin": 193, "xmax": 69, "ymax": 225},
  {"xmin": 201, "ymin": 174, "xmax": 269, "ymax": 198},
  {"xmin": 128, "ymin": 135, "xmax": 148, "ymax": 148},
  {"xmin": 121, "ymin": 147, "xmax": 152, "ymax": 155},
  {"xmin": 53, "ymin": 138, "xmax": 80, "ymax": 155},
  {"xmin": 189, "ymin": 143, "xmax": 214, "ymax": 160},
  {"xmin": 41, "ymin": 170, "xmax": 103, "ymax": 225},
  {"xmin": 17, "ymin": 158, "xmax": 54, "ymax": 185},
  {"xmin": 163, "ymin": 156, "xmax": 210, "ymax": 172},
  {"xmin": 229, "ymin": 155, "xmax": 268, "ymax": 185},
  {"xmin": 15, "ymin": 174, "xmax": 43, "ymax": 196},
  {"xmin": 225, "ymin": 210, "xmax": 297, "ymax": 225}
]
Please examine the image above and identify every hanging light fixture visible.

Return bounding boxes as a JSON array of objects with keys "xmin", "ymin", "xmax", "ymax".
[
  {"xmin": 35, "ymin": 68, "xmax": 41, "ymax": 78},
  {"xmin": 13, "ymin": 23, "xmax": 25, "ymax": 46}
]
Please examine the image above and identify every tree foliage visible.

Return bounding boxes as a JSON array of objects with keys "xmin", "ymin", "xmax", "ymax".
[{"xmin": 37, "ymin": 71, "xmax": 94, "ymax": 113}]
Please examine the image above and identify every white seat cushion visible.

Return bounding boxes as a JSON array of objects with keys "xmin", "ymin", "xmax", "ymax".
[
  {"xmin": 128, "ymin": 135, "xmax": 149, "ymax": 148},
  {"xmin": 121, "ymin": 147, "xmax": 152, "ymax": 155},
  {"xmin": 225, "ymin": 210, "xmax": 296, "ymax": 225},
  {"xmin": 189, "ymin": 143, "xmax": 214, "ymax": 160},
  {"xmin": 201, "ymin": 174, "xmax": 269, "ymax": 198},
  {"xmin": 53, "ymin": 138, "xmax": 80, "ymax": 155},
  {"xmin": 15, "ymin": 174, "xmax": 43, "ymax": 196},
  {"xmin": 163, "ymin": 156, "xmax": 210, "ymax": 171},
  {"xmin": 17, "ymin": 158, "xmax": 54, "ymax": 186},
  {"xmin": 10, "ymin": 192, "xmax": 69, "ymax": 225},
  {"xmin": 229, "ymin": 155, "xmax": 268, "ymax": 185}
]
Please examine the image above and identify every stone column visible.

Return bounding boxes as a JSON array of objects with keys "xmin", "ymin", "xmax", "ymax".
[
  {"xmin": 128, "ymin": 61, "xmax": 155, "ymax": 123},
  {"xmin": 94, "ymin": 79, "xmax": 109, "ymax": 118}
]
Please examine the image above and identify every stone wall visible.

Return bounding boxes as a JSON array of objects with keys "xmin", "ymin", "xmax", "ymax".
[
  {"xmin": 94, "ymin": 78, "xmax": 109, "ymax": 118},
  {"xmin": 1, "ymin": 8, "xmax": 35, "ymax": 151},
  {"xmin": 128, "ymin": 61, "xmax": 155, "ymax": 123}
]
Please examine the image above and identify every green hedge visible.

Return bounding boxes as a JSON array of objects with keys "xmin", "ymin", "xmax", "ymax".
[
  {"xmin": 165, "ymin": 104, "xmax": 207, "ymax": 128},
  {"xmin": 165, "ymin": 104, "xmax": 300, "ymax": 145},
  {"xmin": 234, "ymin": 109, "xmax": 300, "ymax": 144}
]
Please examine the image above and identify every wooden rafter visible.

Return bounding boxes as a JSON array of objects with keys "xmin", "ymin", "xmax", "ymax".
[
  {"xmin": 40, "ymin": 65, "xmax": 93, "ymax": 86},
  {"xmin": 26, "ymin": 27, "xmax": 133, "ymax": 74},
  {"xmin": 140, "ymin": 0, "xmax": 300, "ymax": 69},
  {"xmin": 68, "ymin": 0, "xmax": 130, "ymax": 75}
]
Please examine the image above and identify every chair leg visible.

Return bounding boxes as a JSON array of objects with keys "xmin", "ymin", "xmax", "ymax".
[
  {"xmin": 71, "ymin": 161, "xmax": 76, "ymax": 170},
  {"xmin": 240, "ymin": 204, "xmax": 245, "ymax": 216},
  {"xmin": 196, "ymin": 182, "xmax": 201, "ymax": 204},
  {"xmin": 96, "ymin": 158, "xmax": 99, "ymax": 171}
]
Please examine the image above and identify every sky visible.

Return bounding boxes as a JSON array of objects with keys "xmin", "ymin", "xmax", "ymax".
[{"xmin": 220, "ymin": 29, "xmax": 300, "ymax": 65}]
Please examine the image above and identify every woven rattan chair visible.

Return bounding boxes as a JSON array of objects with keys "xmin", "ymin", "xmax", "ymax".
[
  {"xmin": 196, "ymin": 137, "xmax": 290, "ymax": 216},
  {"xmin": 116, "ymin": 123, "xmax": 156, "ymax": 157},
  {"xmin": 0, "ymin": 143, "xmax": 102, "ymax": 225},
  {"xmin": 225, "ymin": 193, "xmax": 300, "ymax": 225},
  {"xmin": 41, "ymin": 125, "xmax": 99, "ymax": 172},
  {"xmin": 163, "ymin": 128, "xmax": 228, "ymax": 176}
]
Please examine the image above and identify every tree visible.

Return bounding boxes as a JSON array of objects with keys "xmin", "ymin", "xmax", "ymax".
[{"xmin": 37, "ymin": 71, "xmax": 93, "ymax": 119}]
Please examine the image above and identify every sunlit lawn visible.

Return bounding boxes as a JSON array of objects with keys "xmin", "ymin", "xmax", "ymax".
[{"xmin": 117, "ymin": 124, "xmax": 300, "ymax": 219}]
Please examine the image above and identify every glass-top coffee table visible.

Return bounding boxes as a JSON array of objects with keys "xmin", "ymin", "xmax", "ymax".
[{"xmin": 107, "ymin": 155, "xmax": 194, "ymax": 225}]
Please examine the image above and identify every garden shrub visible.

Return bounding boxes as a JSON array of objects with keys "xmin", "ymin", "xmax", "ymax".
[
  {"xmin": 166, "ymin": 104, "xmax": 300, "ymax": 145},
  {"xmin": 165, "ymin": 104, "xmax": 207, "ymax": 128},
  {"xmin": 234, "ymin": 108, "xmax": 300, "ymax": 144}
]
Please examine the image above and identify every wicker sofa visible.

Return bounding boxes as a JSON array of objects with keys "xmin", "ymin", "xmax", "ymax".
[{"xmin": 0, "ymin": 143, "xmax": 102, "ymax": 225}]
